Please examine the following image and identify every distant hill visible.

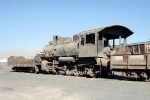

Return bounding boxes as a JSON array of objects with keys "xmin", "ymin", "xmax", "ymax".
[{"xmin": 0, "ymin": 50, "xmax": 41, "ymax": 60}]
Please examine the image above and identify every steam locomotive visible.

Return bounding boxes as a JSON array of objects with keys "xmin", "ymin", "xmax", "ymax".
[
  {"xmin": 37, "ymin": 25, "xmax": 133, "ymax": 77},
  {"xmin": 8, "ymin": 25, "xmax": 150, "ymax": 81}
]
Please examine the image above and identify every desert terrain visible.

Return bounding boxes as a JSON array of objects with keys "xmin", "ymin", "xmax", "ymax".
[{"xmin": 0, "ymin": 64, "xmax": 150, "ymax": 100}]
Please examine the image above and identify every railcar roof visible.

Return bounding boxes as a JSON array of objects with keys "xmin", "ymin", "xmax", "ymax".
[{"xmin": 78, "ymin": 25, "xmax": 133, "ymax": 38}]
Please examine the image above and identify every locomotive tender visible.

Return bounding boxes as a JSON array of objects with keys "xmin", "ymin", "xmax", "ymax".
[
  {"xmin": 111, "ymin": 41, "xmax": 150, "ymax": 80},
  {"xmin": 39, "ymin": 25, "xmax": 133, "ymax": 77}
]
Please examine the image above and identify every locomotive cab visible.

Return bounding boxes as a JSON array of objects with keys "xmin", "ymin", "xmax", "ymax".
[
  {"xmin": 77, "ymin": 25, "xmax": 133, "ymax": 76},
  {"xmin": 78, "ymin": 25, "xmax": 133, "ymax": 58}
]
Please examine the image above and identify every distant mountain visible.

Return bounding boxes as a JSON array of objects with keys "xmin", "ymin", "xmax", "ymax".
[{"xmin": 0, "ymin": 50, "xmax": 41, "ymax": 60}]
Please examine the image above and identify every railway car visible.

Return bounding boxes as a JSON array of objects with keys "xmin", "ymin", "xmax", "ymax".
[
  {"xmin": 7, "ymin": 54, "xmax": 42, "ymax": 72},
  {"xmin": 7, "ymin": 56, "xmax": 28, "ymax": 71},
  {"xmin": 110, "ymin": 41, "xmax": 150, "ymax": 81}
]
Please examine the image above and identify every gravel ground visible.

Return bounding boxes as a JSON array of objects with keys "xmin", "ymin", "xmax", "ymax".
[{"xmin": 0, "ymin": 65, "xmax": 150, "ymax": 100}]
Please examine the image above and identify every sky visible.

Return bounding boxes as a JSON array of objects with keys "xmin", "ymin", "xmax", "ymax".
[{"xmin": 0, "ymin": 0, "xmax": 150, "ymax": 51}]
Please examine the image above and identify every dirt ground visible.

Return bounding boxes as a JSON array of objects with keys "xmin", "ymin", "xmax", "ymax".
[{"xmin": 0, "ymin": 65, "xmax": 150, "ymax": 100}]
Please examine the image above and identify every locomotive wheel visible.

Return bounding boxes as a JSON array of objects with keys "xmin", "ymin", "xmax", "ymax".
[
  {"xmin": 41, "ymin": 60, "xmax": 49, "ymax": 74},
  {"xmin": 86, "ymin": 68, "xmax": 94, "ymax": 77},
  {"xmin": 145, "ymin": 72, "xmax": 150, "ymax": 81},
  {"xmin": 122, "ymin": 72, "xmax": 130, "ymax": 81},
  {"xmin": 73, "ymin": 70, "xmax": 79, "ymax": 76},
  {"xmin": 138, "ymin": 72, "xmax": 148, "ymax": 81},
  {"xmin": 29, "ymin": 68, "xmax": 35, "ymax": 73},
  {"xmin": 73, "ymin": 67, "xmax": 79, "ymax": 76},
  {"xmin": 15, "ymin": 68, "xmax": 18, "ymax": 72},
  {"xmin": 52, "ymin": 69, "xmax": 59, "ymax": 75},
  {"xmin": 66, "ymin": 69, "xmax": 71, "ymax": 76},
  {"xmin": 121, "ymin": 71, "xmax": 149, "ymax": 81}
]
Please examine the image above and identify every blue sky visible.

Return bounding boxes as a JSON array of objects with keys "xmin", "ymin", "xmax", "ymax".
[{"xmin": 0, "ymin": 0, "xmax": 150, "ymax": 51}]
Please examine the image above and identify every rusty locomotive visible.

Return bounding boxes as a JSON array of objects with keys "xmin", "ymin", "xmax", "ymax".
[
  {"xmin": 7, "ymin": 25, "xmax": 150, "ymax": 81},
  {"xmin": 38, "ymin": 25, "xmax": 133, "ymax": 77}
]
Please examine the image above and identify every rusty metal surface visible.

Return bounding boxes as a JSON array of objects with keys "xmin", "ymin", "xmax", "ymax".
[
  {"xmin": 79, "ymin": 45, "xmax": 97, "ymax": 57},
  {"xmin": 110, "ymin": 54, "xmax": 150, "ymax": 70},
  {"xmin": 111, "ymin": 49, "xmax": 131, "ymax": 55},
  {"xmin": 53, "ymin": 36, "xmax": 72, "ymax": 45},
  {"xmin": 34, "ymin": 54, "xmax": 42, "ymax": 64},
  {"xmin": 63, "ymin": 42, "xmax": 78, "ymax": 56},
  {"xmin": 43, "ymin": 45, "xmax": 54, "ymax": 57},
  {"xmin": 7, "ymin": 56, "xmax": 26, "ymax": 67},
  {"xmin": 7, "ymin": 56, "xmax": 36, "ymax": 68},
  {"xmin": 26, "ymin": 59, "xmax": 35, "ymax": 67},
  {"xmin": 53, "ymin": 41, "xmax": 78, "ymax": 57},
  {"xmin": 110, "ymin": 42, "xmax": 150, "ymax": 70},
  {"xmin": 96, "ymin": 58, "xmax": 109, "ymax": 67},
  {"xmin": 127, "ymin": 42, "xmax": 150, "ymax": 54}
]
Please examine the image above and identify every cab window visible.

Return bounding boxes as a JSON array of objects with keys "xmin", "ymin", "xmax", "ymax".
[{"xmin": 86, "ymin": 33, "xmax": 95, "ymax": 44}]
